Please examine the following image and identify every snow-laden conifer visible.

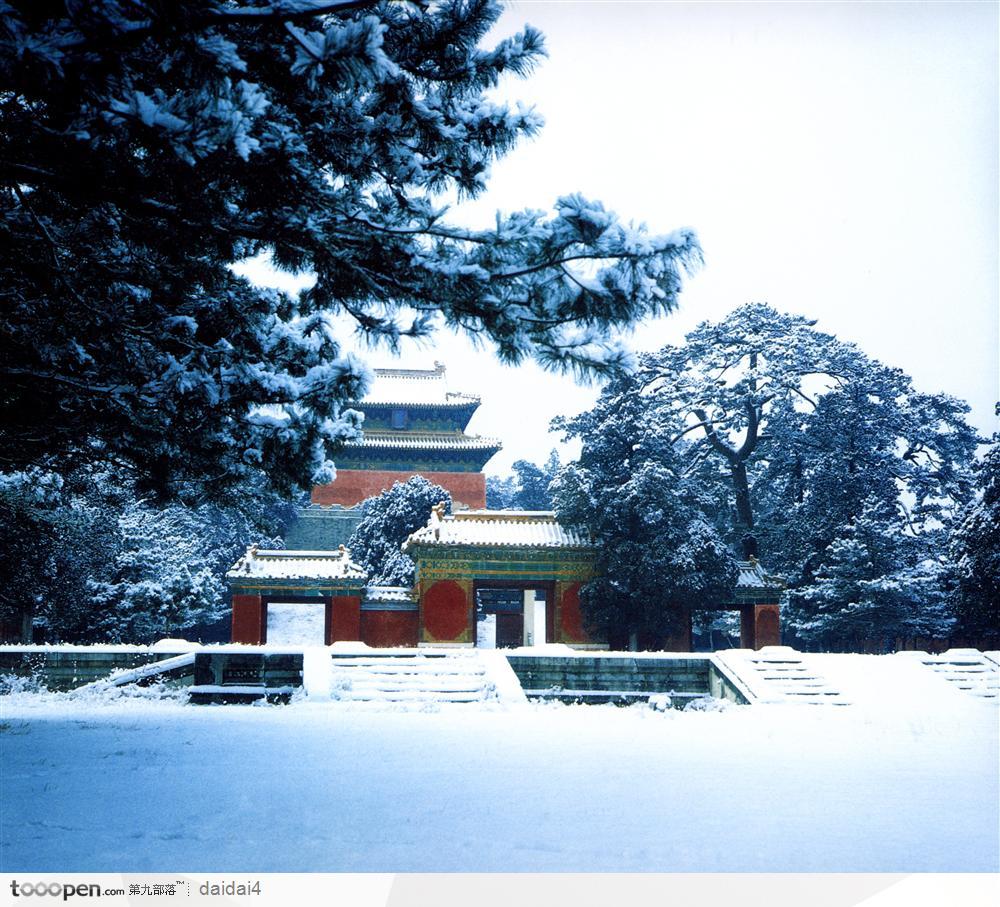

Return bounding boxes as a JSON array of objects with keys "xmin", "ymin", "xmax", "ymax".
[
  {"xmin": 557, "ymin": 304, "xmax": 980, "ymax": 649},
  {"xmin": 0, "ymin": 0, "xmax": 700, "ymax": 502},
  {"xmin": 347, "ymin": 476, "xmax": 451, "ymax": 587}
]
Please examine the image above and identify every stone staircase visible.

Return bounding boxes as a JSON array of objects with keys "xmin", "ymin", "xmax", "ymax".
[
  {"xmin": 714, "ymin": 647, "xmax": 849, "ymax": 705},
  {"xmin": 326, "ymin": 649, "xmax": 509, "ymax": 704},
  {"xmin": 903, "ymin": 649, "xmax": 999, "ymax": 701}
]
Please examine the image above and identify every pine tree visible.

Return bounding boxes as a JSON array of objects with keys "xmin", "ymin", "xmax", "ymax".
[
  {"xmin": 0, "ymin": 466, "xmax": 290, "ymax": 643},
  {"xmin": 511, "ymin": 450, "xmax": 561, "ymax": 509},
  {"xmin": 488, "ymin": 450, "xmax": 561, "ymax": 510},
  {"xmin": 552, "ymin": 376, "xmax": 737, "ymax": 648},
  {"xmin": 83, "ymin": 499, "xmax": 288, "ymax": 643},
  {"xmin": 347, "ymin": 476, "xmax": 451, "ymax": 586},
  {"xmin": 949, "ymin": 410, "xmax": 1000, "ymax": 638},
  {"xmin": 559, "ymin": 304, "xmax": 980, "ymax": 650},
  {"xmin": 785, "ymin": 497, "xmax": 955, "ymax": 651},
  {"xmin": 1, "ymin": 0, "xmax": 701, "ymax": 504},
  {"xmin": 0, "ymin": 470, "xmax": 117, "ymax": 642},
  {"xmin": 485, "ymin": 473, "xmax": 517, "ymax": 509}
]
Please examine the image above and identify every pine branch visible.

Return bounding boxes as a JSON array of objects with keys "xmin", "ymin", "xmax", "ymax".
[
  {"xmin": 693, "ymin": 407, "xmax": 741, "ymax": 465},
  {"xmin": 54, "ymin": 1, "xmax": 390, "ymax": 53}
]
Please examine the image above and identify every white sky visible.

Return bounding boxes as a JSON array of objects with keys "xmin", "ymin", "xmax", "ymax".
[{"xmin": 246, "ymin": 1, "xmax": 999, "ymax": 475}]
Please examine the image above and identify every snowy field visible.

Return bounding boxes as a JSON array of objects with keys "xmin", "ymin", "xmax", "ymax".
[{"xmin": 1, "ymin": 654, "xmax": 997, "ymax": 873}]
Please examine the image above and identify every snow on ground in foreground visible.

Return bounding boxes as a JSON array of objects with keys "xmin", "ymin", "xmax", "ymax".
[{"xmin": 1, "ymin": 655, "xmax": 997, "ymax": 873}]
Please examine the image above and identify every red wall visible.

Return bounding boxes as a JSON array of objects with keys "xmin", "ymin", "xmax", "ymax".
[
  {"xmin": 327, "ymin": 596, "xmax": 362, "ymax": 643},
  {"xmin": 754, "ymin": 604, "xmax": 781, "ymax": 648},
  {"xmin": 558, "ymin": 583, "xmax": 588, "ymax": 644},
  {"xmin": 361, "ymin": 611, "xmax": 419, "ymax": 648},
  {"xmin": 741, "ymin": 602, "xmax": 781, "ymax": 649},
  {"xmin": 312, "ymin": 469, "xmax": 486, "ymax": 509},
  {"xmin": 422, "ymin": 580, "xmax": 470, "ymax": 642},
  {"xmin": 232, "ymin": 594, "xmax": 265, "ymax": 645}
]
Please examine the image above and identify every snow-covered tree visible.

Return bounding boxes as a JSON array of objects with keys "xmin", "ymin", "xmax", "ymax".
[
  {"xmin": 348, "ymin": 476, "xmax": 451, "ymax": 586},
  {"xmin": 83, "ymin": 499, "xmax": 287, "ymax": 643},
  {"xmin": 0, "ymin": 466, "xmax": 290, "ymax": 643},
  {"xmin": 486, "ymin": 450, "xmax": 561, "ymax": 509},
  {"xmin": 552, "ymin": 376, "xmax": 737, "ymax": 648},
  {"xmin": 949, "ymin": 408, "xmax": 1000, "ymax": 638},
  {"xmin": 1, "ymin": 0, "xmax": 701, "ymax": 504},
  {"xmin": 485, "ymin": 473, "xmax": 517, "ymax": 509},
  {"xmin": 0, "ymin": 469, "xmax": 117, "ymax": 642},
  {"xmin": 558, "ymin": 304, "xmax": 980, "ymax": 650},
  {"xmin": 784, "ymin": 497, "xmax": 955, "ymax": 651},
  {"xmin": 639, "ymin": 303, "xmax": 978, "ymax": 561}
]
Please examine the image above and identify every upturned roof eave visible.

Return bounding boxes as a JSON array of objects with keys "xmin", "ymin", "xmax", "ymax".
[
  {"xmin": 353, "ymin": 397, "xmax": 481, "ymax": 410},
  {"xmin": 342, "ymin": 434, "xmax": 503, "ymax": 452},
  {"xmin": 402, "ymin": 538, "xmax": 595, "ymax": 555}
]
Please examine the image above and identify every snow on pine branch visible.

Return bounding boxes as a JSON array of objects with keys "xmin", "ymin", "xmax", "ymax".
[{"xmin": 1, "ymin": 0, "xmax": 701, "ymax": 500}]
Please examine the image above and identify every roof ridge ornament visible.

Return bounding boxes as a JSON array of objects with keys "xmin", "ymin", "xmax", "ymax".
[{"xmin": 430, "ymin": 500, "xmax": 447, "ymax": 539}]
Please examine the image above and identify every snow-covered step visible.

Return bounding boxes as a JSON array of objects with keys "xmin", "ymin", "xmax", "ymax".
[
  {"xmin": 339, "ymin": 689, "xmax": 487, "ymax": 703},
  {"xmin": 188, "ymin": 684, "xmax": 298, "ymax": 705},
  {"xmin": 906, "ymin": 649, "xmax": 999, "ymax": 700},
  {"xmin": 328, "ymin": 660, "xmax": 487, "ymax": 675},
  {"xmin": 714, "ymin": 647, "xmax": 850, "ymax": 705},
  {"xmin": 324, "ymin": 649, "xmax": 524, "ymax": 705},
  {"xmin": 339, "ymin": 680, "xmax": 487, "ymax": 694}
]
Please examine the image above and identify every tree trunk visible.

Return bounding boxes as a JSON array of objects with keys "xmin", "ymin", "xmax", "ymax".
[
  {"xmin": 731, "ymin": 461, "xmax": 757, "ymax": 557},
  {"xmin": 694, "ymin": 401, "xmax": 761, "ymax": 559},
  {"xmin": 731, "ymin": 461, "xmax": 754, "ymax": 532}
]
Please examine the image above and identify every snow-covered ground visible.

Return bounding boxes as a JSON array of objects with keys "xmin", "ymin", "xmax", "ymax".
[
  {"xmin": 1, "ymin": 653, "xmax": 997, "ymax": 873},
  {"xmin": 266, "ymin": 601, "xmax": 326, "ymax": 645}
]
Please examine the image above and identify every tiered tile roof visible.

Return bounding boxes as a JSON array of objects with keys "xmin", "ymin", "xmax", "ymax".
[
  {"xmin": 227, "ymin": 546, "xmax": 367, "ymax": 582},
  {"xmin": 342, "ymin": 362, "xmax": 500, "ymax": 456},
  {"xmin": 361, "ymin": 362, "xmax": 480, "ymax": 409},
  {"xmin": 344, "ymin": 430, "xmax": 500, "ymax": 452},
  {"xmin": 404, "ymin": 509, "xmax": 592, "ymax": 551}
]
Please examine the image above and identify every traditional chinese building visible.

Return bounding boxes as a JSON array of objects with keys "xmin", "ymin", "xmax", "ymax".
[
  {"xmin": 402, "ymin": 507, "xmax": 597, "ymax": 649},
  {"xmin": 229, "ymin": 507, "xmax": 783, "ymax": 650},
  {"xmin": 313, "ymin": 361, "xmax": 500, "ymax": 509},
  {"xmin": 285, "ymin": 362, "xmax": 501, "ymax": 549},
  {"xmin": 232, "ymin": 362, "xmax": 783, "ymax": 651},
  {"xmin": 227, "ymin": 545, "xmax": 420, "ymax": 648}
]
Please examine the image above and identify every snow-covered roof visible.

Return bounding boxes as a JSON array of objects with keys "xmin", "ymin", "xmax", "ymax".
[
  {"xmin": 736, "ymin": 558, "xmax": 785, "ymax": 591},
  {"xmin": 359, "ymin": 362, "xmax": 479, "ymax": 408},
  {"xmin": 363, "ymin": 586, "xmax": 417, "ymax": 604},
  {"xmin": 403, "ymin": 509, "xmax": 592, "ymax": 551},
  {"xmin": 228, "ymin": 546, "xmax": 367, "ymax": 583},
  {"xmin": 344, "ymin": 430, "xmax": 501, "ymax": 452}
]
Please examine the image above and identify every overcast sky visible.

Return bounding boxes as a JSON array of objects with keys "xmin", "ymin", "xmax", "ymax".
[{"xmin": 248, "ymin": 1, "xmax": 999, "ymax": 474}]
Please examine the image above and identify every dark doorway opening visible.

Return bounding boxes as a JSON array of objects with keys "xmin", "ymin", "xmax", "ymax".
[{"xmin": 473, "ymin": 580, "xmax": 556, "ymax": 649}]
